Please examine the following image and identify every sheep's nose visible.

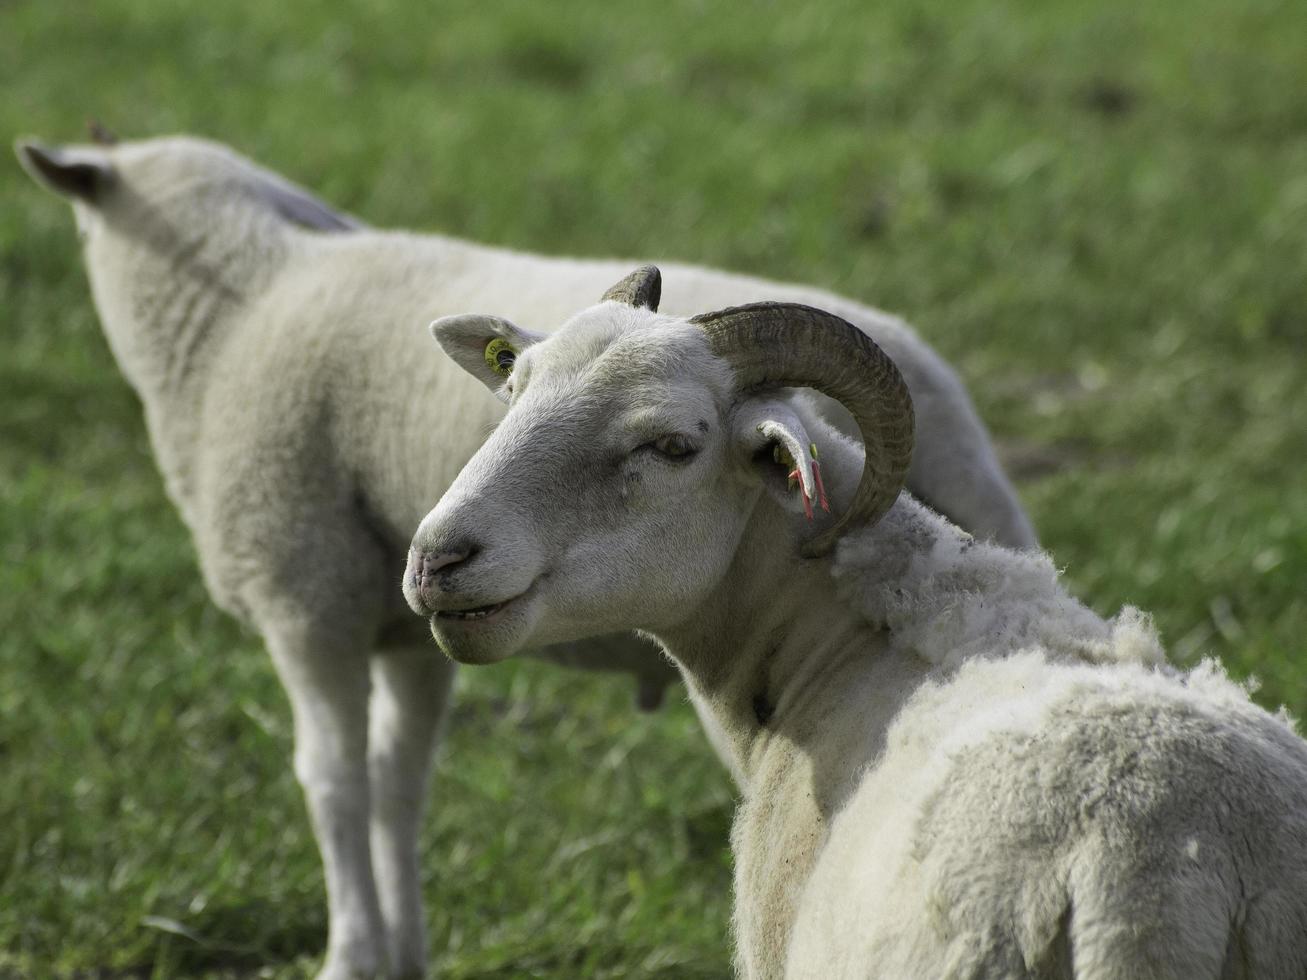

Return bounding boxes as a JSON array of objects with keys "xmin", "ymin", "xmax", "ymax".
[{"xmin": 403, "ymin": 545, "xmax": 474, "ymax": 615}]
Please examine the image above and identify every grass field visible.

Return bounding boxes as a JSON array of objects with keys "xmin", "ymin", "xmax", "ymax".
[{"xmin": 3, "ymin": 0, "xmax": 1306, "ymax": 976}]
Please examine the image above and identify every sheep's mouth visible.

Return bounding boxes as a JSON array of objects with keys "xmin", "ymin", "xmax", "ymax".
[
  {"xmin": 431, "ymin": 581, "xmax": 536, "ymax": 625},
  {"xmin": 434, "ymin": 599, "xmax": 510, "ymax": 622}
]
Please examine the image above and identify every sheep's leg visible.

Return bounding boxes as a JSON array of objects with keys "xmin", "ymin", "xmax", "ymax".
[
  {"xmin": 267, "ymin": 631, "xmax": 385, "ymax": 980},
  {"xmin": 368, "ymin": 647, "xmax": 457, "ymax": 979}
]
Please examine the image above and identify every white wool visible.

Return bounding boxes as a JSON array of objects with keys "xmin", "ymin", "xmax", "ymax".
[
  {"xmin": 780, "ymin": 511, "xmax": 1306, "ymax": 980},
  {"xmin": 832, "ymin": 497, "xmax": 1167, "ymax": 671}
]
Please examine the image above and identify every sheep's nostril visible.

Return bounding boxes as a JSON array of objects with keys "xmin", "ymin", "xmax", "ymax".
[
  {"xmin": 403, "ymin": 543, "xmax": 478, "ymax": 616},
  {"xmin": 420, "ymin": 549, "xmax": 469, "ymax": 582},
  {"xmin": 414, "ymin": 544, "xmax": 476, "ymax": 593}
]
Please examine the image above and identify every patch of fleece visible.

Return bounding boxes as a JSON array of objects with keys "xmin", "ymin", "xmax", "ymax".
[{"xmin": 830, "ymin": 496, "xmax": 1166, "ymax": 671}]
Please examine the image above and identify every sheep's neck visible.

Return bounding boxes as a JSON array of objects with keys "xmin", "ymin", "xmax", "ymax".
[
  {"xmin": 660, "ymin": 501, "xmax": 925, "ymax": 788},
  {"xmin": 89, "ymin": 196, "xmax": 289, "ymax": 405},
  {"xmin": 657, "ymin": 504, "xmax": 931, "ymax": 977}
]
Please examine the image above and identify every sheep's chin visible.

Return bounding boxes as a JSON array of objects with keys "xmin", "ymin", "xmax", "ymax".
[{"xmin": 427, "ymin": 592, "xmax": 540, "ymax": 665}]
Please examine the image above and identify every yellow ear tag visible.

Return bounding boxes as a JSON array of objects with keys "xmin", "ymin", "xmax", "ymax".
[{"xmin": 484, "ymin": 338, "xmax": 517, "ymax": 377}]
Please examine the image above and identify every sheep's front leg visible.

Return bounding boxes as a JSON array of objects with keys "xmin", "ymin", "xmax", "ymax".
[
  {"xmin": 269, "ymin": 633, "xmax": 385, "ymax": 980},
  {"xmin": 368, "ymin": 648, "xmax": 456, "ymax": 979}
]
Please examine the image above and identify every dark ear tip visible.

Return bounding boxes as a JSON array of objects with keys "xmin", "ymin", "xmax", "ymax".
[
  {"xmin": 13, "ymin": 137, "xmax": 44, "ymax": 165},
  {"xmin": 15, "ymin": 138, "xmax": 111, "ymax": 202},
  {"xmin": 13, "ymin": 138, "xmax": 57, "ymax": 183}
]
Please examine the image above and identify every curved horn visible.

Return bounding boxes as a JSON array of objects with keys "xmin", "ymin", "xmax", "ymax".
[
  {"xmin": 690, "ymin": 302, "xmax": 914, "ymax": 557},
  {"xmin": 601, "ymin": 265, "xmax": 661, "ymax": 311}
]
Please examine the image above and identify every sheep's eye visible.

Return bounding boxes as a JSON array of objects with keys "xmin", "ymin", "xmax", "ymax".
[
  {"xmin": 484, "ymin": 338, "xmax": 517, "ymax": 377},
  {"xmin": 649, "ymin": 433, "xmax": 698, "ymax": 460}
]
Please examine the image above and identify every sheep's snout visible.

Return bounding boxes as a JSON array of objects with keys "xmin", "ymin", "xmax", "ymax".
[{"xmin": 403, "ymin": 544, "xmax": 474, "ymax": 615}]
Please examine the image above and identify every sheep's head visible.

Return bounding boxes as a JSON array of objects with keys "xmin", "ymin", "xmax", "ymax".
[
  {"xmin": 404, "ymin": 267, "xmax": 914, "ymax": 664},
  {"xmin": 16, "ymin": 129, "xmax": 360, "ymax": 380},
  {"xmin": 15, "ymin": 127, "xmax": 358, "ymax": 237}
]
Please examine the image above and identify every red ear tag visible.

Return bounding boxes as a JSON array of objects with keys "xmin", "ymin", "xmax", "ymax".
[
  {"xmin": 811, "ymin": 461, "xmax": 830, "ymax": 513},
  {"xmin": 808, "ymin": 443, "xmax": 830, "ymax": 513},
  {"xmin": 789, "ymin": 468, "xmax": 815, "ymax": 521}
]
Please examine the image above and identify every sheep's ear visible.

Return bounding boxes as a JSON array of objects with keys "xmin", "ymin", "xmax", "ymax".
[
  {"xmin": 14, "ymin": 140, "xmax": 114, "ymax": 202},
  {"xmin": 430, "ymin": 314, "xmax": 545, "ymax": 399},
  {"xmin": 731, "ymin": 397, "xmax": 831, "ymax": 523}
]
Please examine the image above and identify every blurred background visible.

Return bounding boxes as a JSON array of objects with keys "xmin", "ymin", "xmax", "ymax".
[{"xmin": 2, "ymin": 0, "xmax": 1305, "ymax": 976}]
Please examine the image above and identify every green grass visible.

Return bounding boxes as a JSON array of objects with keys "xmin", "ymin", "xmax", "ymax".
[{"xmin": 2, "ymin": 0, "xmax": 1306, "ymax": 975}]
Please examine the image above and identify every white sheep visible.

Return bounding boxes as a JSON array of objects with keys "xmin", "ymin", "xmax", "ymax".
[
  {"xmin": 18, "ymin": 133, "xmax": 1034, "ymax": 980},
  {"xmin": 408, "ymin": 272, "xmax": 1307, "ymax": 979}
]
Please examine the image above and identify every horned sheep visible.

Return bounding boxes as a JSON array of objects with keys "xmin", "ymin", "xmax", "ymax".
[
  {"xmin": 17, "ymin": 135, "xmax": 1036, "ymax": 979},
  {"xmin": 407, "ymin": 269, "xmax": 1307, "ymax": 979}
]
